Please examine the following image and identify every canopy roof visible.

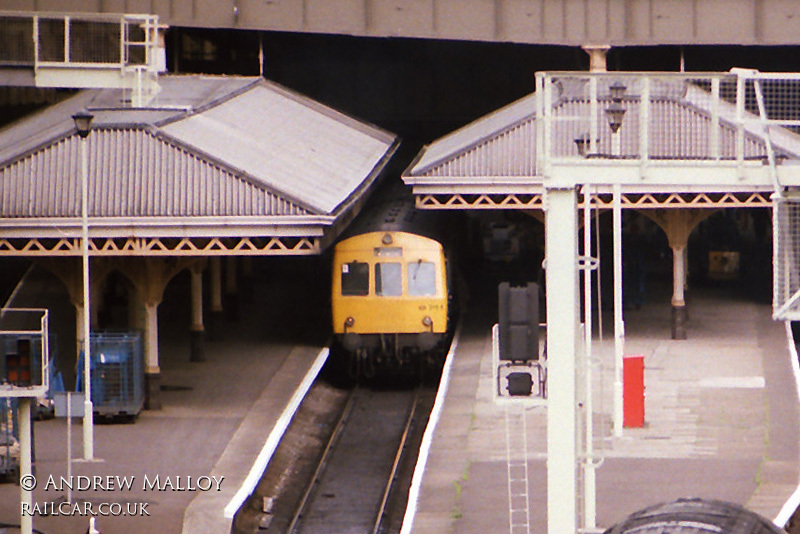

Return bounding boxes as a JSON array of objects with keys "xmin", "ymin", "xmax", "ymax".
[{"xmin": 0, "ymin": 75, "xmax": 399, "ymax": 255}]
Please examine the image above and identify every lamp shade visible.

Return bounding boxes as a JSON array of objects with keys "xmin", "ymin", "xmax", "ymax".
[{"xmin": 72, "ymin": 110, "xmax": 94, "ymax": 139}]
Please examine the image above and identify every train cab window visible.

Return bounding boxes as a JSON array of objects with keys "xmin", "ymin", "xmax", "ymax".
[
  {"xmin": 341, "ymin": 261, "xmax": 369, "ymax": 296},
  {"xmin": 408, "ymin": 261, "xmax": 436, "ymax": 296},
  {"xmin": 375, "ymin": 263, "xmax": 402, "ymax": 296}
]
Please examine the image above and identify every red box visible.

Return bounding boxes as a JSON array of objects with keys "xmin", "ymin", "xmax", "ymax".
[{"xmin": 623, "ymin": 355, "xmax": 645, "ymax": 428}]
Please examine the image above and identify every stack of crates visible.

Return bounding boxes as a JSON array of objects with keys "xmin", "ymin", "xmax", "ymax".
[
  {"xmin": 78, "ymin": 331, "xmax": 144, "ymax": 421},
  {"xmin": 0, "ymin": 398, "xmax": 19, "ymax": 480}
]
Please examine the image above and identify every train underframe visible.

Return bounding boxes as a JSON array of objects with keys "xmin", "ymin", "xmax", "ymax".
[{"xmin": 336, "ymin": 332, "xmax": 449, "ymax": 380}]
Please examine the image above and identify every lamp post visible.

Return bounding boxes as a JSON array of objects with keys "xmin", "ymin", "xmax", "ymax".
[
  {"xmin": 72, "ymin": 110, "xmax": 94, "ymax": 461},
  {"xmin": 604, "ymin": 82, "xmax": 627, "ymax": 438}
]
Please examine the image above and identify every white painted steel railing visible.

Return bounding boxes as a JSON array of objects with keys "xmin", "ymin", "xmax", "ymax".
[
  {"xmin": 535, "ymin": 71, "xmax": 800, "ymax": 187},
  {"xmin": 0, "ymin": 12, "xmax": 163, "ymax": 105}
]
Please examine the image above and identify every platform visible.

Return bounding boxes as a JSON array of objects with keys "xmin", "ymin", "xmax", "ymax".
[
  {"xmin": 0, "ymin": 263, "xmax": 327, "ymax": 534},
  {"xmin": 404, "ymin": 282, "xmax": 800, "ymax": 533}
]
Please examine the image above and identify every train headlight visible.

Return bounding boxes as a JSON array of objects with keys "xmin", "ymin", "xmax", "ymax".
[
  {"xmin": 381, "ymin": 233, "xmax": 393, "ymax": 245},
  {"xmin": 422, "ymin": 316, "xmax": 433, "ymax": 327},
  {"xmin": 345, "ymin": 316, "xmax": 355, "ymax": 327}
]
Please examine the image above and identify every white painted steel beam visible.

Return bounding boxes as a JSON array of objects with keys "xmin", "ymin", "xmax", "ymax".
[
  {"xmin": 0, "ymin": 237, "xmax": 322, "ymax": 256},
  {"xmin": 413, "ymin": 191, "xmax": 773, "ymax": 211},
  {"xmin": 0, "ymin": 217, "xmax": 332, "ymax": 237},
  {"xmin": 546, "ymin": 163, "xmax": 800, "ymax": 189}
]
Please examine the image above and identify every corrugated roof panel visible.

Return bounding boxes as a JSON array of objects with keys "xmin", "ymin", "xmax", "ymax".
[
  {"xmin": 418, "ymin": 118, "xmax": 537, "ymax": 177},
  {"xmin": 411, "ymin": 93, "xmax": 537, "ymax": 176},
  {"xmin": 0, "ymin": 74, "xmax": 396, "ymax": 242},
  {"xmin": 162, "ymin": 82, "xmax": 396, "ymax": 215},
  {"xmin": 0, "ymin": 129, "xmax": 312, "ymax": 218}
]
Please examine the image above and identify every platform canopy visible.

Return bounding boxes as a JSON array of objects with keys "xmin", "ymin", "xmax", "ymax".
[
  {"xmin": 403, "ymin": 70, "xmax": 800, "ymax": 210},
  {"xmin": 0, "ymin": 75, "xmax": 398, "ymax": 256}
]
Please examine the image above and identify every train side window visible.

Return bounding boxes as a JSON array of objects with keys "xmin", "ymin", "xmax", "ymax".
[
  {"xmin": 375, "ymin": 262, "xmax": 402, "ymax": 296},
  {"xmin": 341, "ymin": 261, "xmax": 369, "ymax": 296},
  {"xmin": 408, "ymin": 261, "xmax": 436, "ymax": 296}
]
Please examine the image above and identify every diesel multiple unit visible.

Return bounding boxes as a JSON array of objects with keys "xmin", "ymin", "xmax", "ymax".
[{"xmin": 331, "ymin": 196, "xmax": 451, "ymax": 376}]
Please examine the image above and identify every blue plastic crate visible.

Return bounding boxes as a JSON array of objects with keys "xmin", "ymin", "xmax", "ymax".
[{"xmin": 77, "ymin": 331, "xmax": 144, "ymax": 420}]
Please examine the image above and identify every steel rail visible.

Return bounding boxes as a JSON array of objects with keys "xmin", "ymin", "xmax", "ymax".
[
  {"xmin": 371, "ymin": 388, "xmax": 422, "ymax": 534},
  {"xmin": 287, "ymin": 386, "xmax": 359, "ymax": 534}
]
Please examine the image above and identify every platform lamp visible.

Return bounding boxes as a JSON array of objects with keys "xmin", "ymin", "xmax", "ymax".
[
  {"xmin": 72, "ymin": 109, "xmax": 95, "ymax": 461},
  {"xmin": 574, "ymin": 132, "xmax": 591, "ymax": 157},
  {"xmin": 606, "ymin": 81, "xmax": 627, "ymax": 156}
]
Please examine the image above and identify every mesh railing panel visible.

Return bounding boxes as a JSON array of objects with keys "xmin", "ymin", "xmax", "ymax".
[
  {"xmin": 0, "ymin": 16, "xmax": 34, "ymax": 64},
  {"xmin": 540, "ymin": 72, "xmax": 800, "ymax": 165},
  {"xmin": 0, "ymin": 13, "xmax": 157, "ymax": 70},
  {"xmin": 37, "ymin": 18, "xmax": 66, "ymax": 63},
  {"xmin": 69, "ymin": 20, "xmax": 121, "ymax": 64},
  {"xmin": 774, "ymin": 196, "xmax": 800, "ymax": 320}
]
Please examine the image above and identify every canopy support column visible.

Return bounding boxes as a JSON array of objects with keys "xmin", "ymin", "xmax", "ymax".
[
  {"xmin": 189, "ymin": 260, "xmax": 207, "ymax": 362},
  {"xmin": 644, "ymin": 209, "xmax": 716, "ymax": 340},
  {"xmin": 209, "ymin": 257, "xmax": 224, "ymax": 340}
]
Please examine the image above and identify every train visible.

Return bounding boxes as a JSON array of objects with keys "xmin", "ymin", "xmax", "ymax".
[{"xmin": 331, "ymin": 191, "xmax": 454, "ymax": 378}]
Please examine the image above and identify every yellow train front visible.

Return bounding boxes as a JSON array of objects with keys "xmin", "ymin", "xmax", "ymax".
[{"xmin": 332, "ymin": 227, "xmax": 450, "ymax": 377}]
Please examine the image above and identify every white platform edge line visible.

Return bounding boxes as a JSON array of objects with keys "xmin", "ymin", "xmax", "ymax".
[
  {"xmin": 400, "ymin": 324, "xmax": 461, "ymax": 534},
  {"xmin": 773, "ymin": 321, "xmax": 800, "ymax": 528},
  {"xmin": 223, "ymin": 346, "xmax": 330, "ymax": 519}
]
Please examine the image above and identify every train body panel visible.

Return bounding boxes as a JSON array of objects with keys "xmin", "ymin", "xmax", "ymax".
[{"xmin": 332, "ymin": 231, "xmax": 448, "ymax": 336}]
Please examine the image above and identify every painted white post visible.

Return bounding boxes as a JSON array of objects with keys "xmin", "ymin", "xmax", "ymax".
[
  {"xmin": 711, "ymin": 77, "xmax": 720, "ymax": 160},
  {"xmin": 80, "ymin": 130, "xmax": 94, "ymax": 461},
  {"xmin": 589, "ymin": 78, "xmax": 599, "ymax": 155},
  {"xmin": 582, "ymin": 185, "xmax": 596, "ymax": 530},
  {"xmin": 613, "ymin": 184, "xmax": 625, "ymax": 437},
  {"xmin": 611, "ymin": 130, "xmax": 621, "ymax": 159},
  {"xmin": 736, "ymin": 74, "xmax": 746, "ymax": 177},
  {"xmin": 67, "ymin": 392, "xmax": 73, "ymax": 504},
  {"xmin": 19, "ymin": 397, "xmax": 32, "ymax": 534},
  {"xmin": 639, "ymin": 76, "xmax": 650, "ymax": 171},
  {"xmin": 545, "ymin": 187, "xmax": 579, "ymax": 534}
]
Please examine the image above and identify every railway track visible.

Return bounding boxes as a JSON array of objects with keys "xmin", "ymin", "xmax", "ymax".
[{"xmin": 287, "ymin": 385, "xmax": 432, "ymax": 534}]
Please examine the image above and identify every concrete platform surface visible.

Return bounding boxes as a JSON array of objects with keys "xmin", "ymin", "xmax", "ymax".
[
  {"xmin": 0, "ymin": 264, "xmax": 326, "ymax": 534},
  {"xmin": 404, "ymin": 284, "xmax": 800, "ymax": 533}
]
